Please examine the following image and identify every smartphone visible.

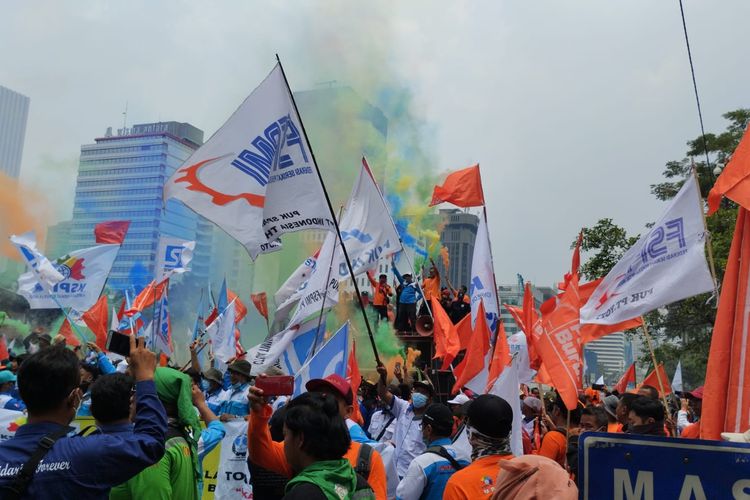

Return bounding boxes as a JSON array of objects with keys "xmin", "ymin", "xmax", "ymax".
[
  {"xmin": 255, "ymin": 375, "xmax": 294, "ymax": 397},
  {"xmin": 395, "ymin": 361, "xmax": 402, "ymax": 373},
  {"xmin": 106, "ymin": 330, "xmax": 131, "ymax": 357}
]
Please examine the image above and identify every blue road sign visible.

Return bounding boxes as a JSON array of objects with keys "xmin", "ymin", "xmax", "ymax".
[{"xmin": 579, "ymin": 432, "xmax": 750, "ymax": 499}]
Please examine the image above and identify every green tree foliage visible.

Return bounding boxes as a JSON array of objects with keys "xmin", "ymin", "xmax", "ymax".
[{"xmin": 579, "ymin": 109, "xmax": 750, "ymax": 389}]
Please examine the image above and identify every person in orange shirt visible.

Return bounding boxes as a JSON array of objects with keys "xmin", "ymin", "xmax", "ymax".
[
  {"xmin": 443, "ymin": 394, "xmax": 515, "ymax": 499},
  {"xmin": 536, "ymin": 395, "xmax": 581, "ymax": 470},
  {"xmin": 419, "ymin": 260, "xmax": 441, "ymax": 316},
  {"xmin": 678, "ymin": 387, "xmax": 703, "ymax": 438},
  {"xmin": 248, "ymin": 374, "xmax": 387, "ymax": 500},
  {"xmin": 602, "ymin": 395, "xmax": 622, "ymax": 433},
  {"xmin": 366, "ymin": 271, "xmax": 393, "ymax": 322}
]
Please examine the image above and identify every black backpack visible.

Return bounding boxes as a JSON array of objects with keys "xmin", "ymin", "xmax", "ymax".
[{"xmin": 424, "ymin": 445, "xmax": 465, "ymax": 471}]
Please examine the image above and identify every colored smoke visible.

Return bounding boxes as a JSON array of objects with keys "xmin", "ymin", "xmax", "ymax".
[{"xmin": 0, "ymin": 172, "xmax": 51, "ymax": 259}]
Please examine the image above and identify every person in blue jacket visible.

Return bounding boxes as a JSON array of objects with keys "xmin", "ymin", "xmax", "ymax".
[
  {"xmin": 0, "ymin": 336, "xmax": 167, "ymax": 499},
  {"xmin": 218, "ymin": 359, "xmax": 252, "ymax": 420},
  {"xmin": 77, "ymin": 342, "xmax": 117, "ymax": 417},
  {"xmin": 392, "ymin": 263, "xmax": 422, "ymax": 333},
  {"xmin": 0, "ymin": 370, "xmax": 25, "ymax": 412}
]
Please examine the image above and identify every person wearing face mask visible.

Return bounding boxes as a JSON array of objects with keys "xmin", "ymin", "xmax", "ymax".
[
  {"xmin": 0, "ymin": 370, "xmax": 24, "ymax": 412},
  {"xmin": 201, "ymin": 368, "xmax": 224, "ymax": 415},
  {"xmin": 217, "ymin": 359, "xmax": 253, "ymax": 421},
  {"xmin": 0, "ymin": 338, "xmax": 166, "ymax": 498},
  {"xmin": 579, "ymin": 406, "xmax": 608, "ymax": 433},
  {"xmin": 626, "ymin": 396, "xmax": 667, "ymax": 436},
  {"xmin": 395, "ymin": 403, "xmax": 469, "ymax": 500},
  {"xmin": 443, "ymin": 394, "xmax": 515, "ymax": 499},
  {"xmin": 376, "ymin": 364, "xmax": 433, "ymax": 479}
]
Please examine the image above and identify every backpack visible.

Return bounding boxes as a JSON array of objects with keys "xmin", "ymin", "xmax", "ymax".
[
  {"xmin": 424, "ymin": 446, "xmax": 465, "ymax": 471},
  {"xmin": 354, "ymin": 443, "xmax": 373, "ymax": 477},
  {"xmin": 351, "ymin": 473, "xmax": 376, "ymax": 500}
]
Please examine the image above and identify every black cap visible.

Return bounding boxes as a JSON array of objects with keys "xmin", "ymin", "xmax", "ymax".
[
  {"xmin": 467, "ymin": 394, "xmax": 513, "ymax": 439},
  {"xmin": 423, "ymin": 403, "xmax": 454, "ymax": 436},
  {"xmin": 413, "ymin": 379, "xmax": 435, "ymax": 396}
]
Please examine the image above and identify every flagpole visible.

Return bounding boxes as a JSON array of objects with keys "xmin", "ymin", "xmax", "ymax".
[
  {"xmin": 640, "ymin": 317, "xmax": 676, "ymax": 435},
  {"xmin": 691, "ymin": 167, "xmax": 720, "ymax": 302},
  {"xmin": 276, "ymin": 54, "xmax": 381, "ymax": 366}
]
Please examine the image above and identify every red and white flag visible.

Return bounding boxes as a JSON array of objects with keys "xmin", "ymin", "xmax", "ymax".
[{"xmin": 164, "ymin": 63, "xmax": 334, "ymax": 259}]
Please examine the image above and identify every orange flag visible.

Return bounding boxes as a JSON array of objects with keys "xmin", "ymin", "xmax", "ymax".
[
  {"xmin": 82, "ymin": 295, "xmax": 109, "ymax": 349},
  {"xmin": 534, "ymin": 276, "xmax": 583, "ymax": 410},
  {"xmin": 578, "ymin": 278, "xmax": 643, "ymax": 343},
  {"xmin": 452, "ymin": 301, "xmax": 491, "ymax": 393},
  {"xmin": 455, "ymin": 313, "xmax": 473, "ymax": 351},
  {"xmin": 126, "ymin": 279, "xmax": 168, "ymax": 317},
  {"xmin": 639, "ymin": 363, "xmax": 671, "ymax": 396},
  {"xmin": 485, "ymin": 319, "xmax": 511, "ymax": 392},
  {"xmin": 94, "ymin": 220, "xmax": 130, "ymax": 244},
  {"xmin": 559, "ymin": 231, "xmax": 583, "ymax": 291},
  {"xmin": 57, "ymin": 319, "xmax": 81, "ymax": 347},
  {"xmin": 431, "ymin": 297, "xmax": 461, "ymax": 369},
  {"xmin": 522, "ymin": 284, "xmax": 542, "ymax": 370},
  {"xmin": 347, "ymin": 340, "xmax": 363, "ymax": 425},
  {"xmin": 251, "ymin": 292, "xmax": 269, "ymax": 320},
  {"xmin": 227, "ymin": 290, "xmax": 248, "ymax": 323},
  {"xmin": 702, "ymin": 208, "xmax": 750, "ymax": 438},
  {"xmin": 429, "ymin": 164, "xmax": 485, "ymax": 208},
  {"xmin": 613, "ymin": 363, "xmax": 636, "ymax": 394},
  {"xmin": 0, "ymin": 336, "xmax": 9, "ymax": 362},
  {"xmin": 708, "ymin": 125, "xmax": 750, "ymax": 215}
]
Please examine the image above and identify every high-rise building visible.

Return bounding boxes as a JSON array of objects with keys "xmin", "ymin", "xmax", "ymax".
[
  {"xmin": 69, "ymin": 121, "xmax": 209, "ymax": 291},
  {"xmin": 0, "ymin": 85, "xmax": 30, "ymax": 178},
  {"xmin": 435, "ymin": 209, "xmax": 479, "ymax": 290},
  {"xmin": 585, "ymin": 332, "xmax": 627, "ymax": 382},
  {"xmin": 497, "ymin": 282, "xmax": 546, "ymax": 335},
  {"xmin": 45, "ymin": 220, "xmax": 74, "ymax": 259}
]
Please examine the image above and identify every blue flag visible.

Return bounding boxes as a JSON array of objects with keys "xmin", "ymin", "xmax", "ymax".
[
  {"xmin": 281, "ymin": 319, "xmax": 327, "ymax": 377},
  {"xmin": 217, "ymin": 278, "xmax": 228, "ymax": 314},
  {"xmin": 293, "ymin": 322, "xmax": 349, "ymax": 396}
]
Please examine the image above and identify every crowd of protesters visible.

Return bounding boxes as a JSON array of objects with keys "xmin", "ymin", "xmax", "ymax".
[{"xmin": 0, "ymin": 323, "xmax": 723, "ymax": 500}]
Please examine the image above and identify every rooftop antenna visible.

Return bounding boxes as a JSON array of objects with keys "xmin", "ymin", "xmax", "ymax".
[{"xmin": 122, "ymin": 101, "xmax": 128, "ymax": 129}]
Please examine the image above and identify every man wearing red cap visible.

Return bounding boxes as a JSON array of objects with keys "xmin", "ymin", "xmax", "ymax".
[
  {"xmin": 679, "ymin": 386, "xmax": 703, "ymax": 438},
  {"xmin": 248, "ymin": 374, "xmax": 387, "ymax": 499}
]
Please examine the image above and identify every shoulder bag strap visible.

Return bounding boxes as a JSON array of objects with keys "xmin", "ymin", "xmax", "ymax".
[{"xmin": 5, "ymin": 425, "xmax": 73, "ymax": 500}]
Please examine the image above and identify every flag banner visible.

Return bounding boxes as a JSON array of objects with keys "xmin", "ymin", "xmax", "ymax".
[
  {"xmin": 672, "ymin": 360, "xmax": 683, "ymax": 393},
  {"xmin": 487, "ymin": 358, "xmax": 523, "ymax": 457},
  {"xmin": 153, "ymin": 292, "xmax": 172, "ymax": 356},
  {"xmin": 485, "ymin": 319, "xmax": 511, "ymax": 392},
  {"xmin": 247, "ymin": 318, "xmax": 325, "ymax": 374},
  {"xmin": 94, "ymin": 220, "xmax": 130, "ymax": 245},
  {"xmin": 212, "ymin": 420, "xmax": 253, "ymax": 499},
  {"xmin": 206, "ymin": 300, "xmax": 236, "ymax": 363},
  {"xmin": 17, "ymin": 243, "xmax": 119, "ymax": 311},
  {"xmin": 639, "ymin": 363, "xmax": 672, "ymax": 396},
  {"xmin": 274, "ymin": 250, "xmax": 319, "ymax": 308},
  {"xmin": 125, "ymin": 279, "xmax": 168, "ymax": 317},
  {"xmin": 708, "ymin": 124, "xmax": 750, "ymax": 215},
  {"xmin": 227, "ymin": 290, "xmax": 247, "ymax": 324},
  {"xmin": 81, "ymin": 295, "xmax": 108, "ymax": 349},
  {"xmin": 453, "ymin": 301, "xmax": 492, "ymax": 394},
  {"xmin": 507, "ymin": 332, "xmax": 536, "ymax": 385},
  {"xmin": 251, "ymin": 292, "xmax": 269, "ymax": 320},
  {"xmin": 535, "ymin": 277, "xmax": 583, "ymax": 410},
  {"xmin": 614, "ymin": 363, "xmax": 636, "ymax": 394},
  {"xmin": 11, "ymin": 232, "xmax": 64, "ymax": 290},
  {"xmin": 57, "ymin": 318, "xmax": 81, "ymax": 347},
  {"xmin": 283, "ymin": 159, "xmax": 401, "ymax": 328},
  {"xmin": 163, "ymin": 63, "xmax": 334, "ymax": 259},
  {"xmin": 154, "ymin": 236, "xmax": 194, "ymax": 281},
  {"xmin": 469, "ymin": 216, "xmax": 499, "ymax": 333},
  {"xmin": 293, "ymin": 322, "xmax": 350, "ymax": 396},
  {"xmin": 280, "ymin": 319, "xmax": 327, "ymax": 377},
  {"xmin": 577, "ymin": 278, "xmax": 643, "ymax": 342},
  {"xmin": 431, "ymin": 297, "xmax": 460, "ymax": 369},
  {"xmin": 429, "ymin": 164, "xmax": 485, "ymax": 207},
  {"xmin": 581, "ymin": 175, "xmax": 713, "ymax": 325}
]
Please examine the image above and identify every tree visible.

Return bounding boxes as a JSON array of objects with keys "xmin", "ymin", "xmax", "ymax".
[{"xmin": 579, "ymin": 109, "xmax": 750, "ymax": 389}]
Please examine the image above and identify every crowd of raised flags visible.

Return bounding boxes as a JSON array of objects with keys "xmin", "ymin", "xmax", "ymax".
[{"xmin": 1, "ymin": 59, "xmax": 750, "ymax": 498}]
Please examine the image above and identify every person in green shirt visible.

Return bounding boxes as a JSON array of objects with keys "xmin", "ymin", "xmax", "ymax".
[{"xmin": 111, "ymin": 367, "xmax": 201, "ymax": 500}]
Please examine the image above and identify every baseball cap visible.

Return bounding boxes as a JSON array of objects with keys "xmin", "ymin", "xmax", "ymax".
[
  {"xmin": 412, "ymin": 379, "xmax": 435, "ymax": 396},
  {"xmin": 306, "ymin": 374, "xmax": 353, "ymax": 405},
  {"xmin": 447, "ymin": 393, "xmax": 470, "ymax": 405},
  {"xmin": 467, "ymin": 394, "xmax": 513, "ymax": 439},
  {"xmin": 422, "ymin": 404, "xmax": 454, "ymax": 435},
  {"xmin": 0, "ymin": 370, "xmax": 17, "ymax": 384},
  {"xmin": 721, "ymin": 429, "xmax": 750, "ymax": 443}
]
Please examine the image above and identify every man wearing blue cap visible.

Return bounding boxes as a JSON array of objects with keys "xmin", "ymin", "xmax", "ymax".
[{"xmin": 0, "ymin": 370, "xmax": 24, "ymax": 412}]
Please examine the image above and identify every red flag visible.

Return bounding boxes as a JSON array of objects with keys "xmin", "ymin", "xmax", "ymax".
[
  {"xmin": 577, "ymin": 278, "xmax": 644, "ymax": 342},
  {"xmin": 431, "ymin": 297, "xmax": 461, "ymax": 369},
  {"xmin": 347, "ymin": 340, "xmax": 363, "ymax": 425},
  {"xmin": 126, "ymin": 279, "xmax": 168, "ymax": 317},
  {"xmin": 708, "ymin": 125, "xmax": 750, "ymax": 215},
  {"xmin": 82, "ymin": 295, "xmax": 109, "ymax": 349},
  {"xmin": 521, "ymin": 284, "xmax": 542, "ymax": 370},
  {"xmin": 613, "ymin": 363, "xmax": 636, "ymax": 394},
  {"xmin": 452, "ymin": 301, "xmax": 491, "ymax": 393},
  {"xmin": 57, "ymin": 319, "xmax": 81, "ymax": 347},
  {"xmin": 251, "ymin": 292, "xmax": 269, "ymax": 320},
  {"xmin": 639, "ymin": 364, "xmax": 671, "ymax": 396},
  {"xmin": 429, "ymin": 164, "xmax": 485, "ymax": 208},
  {"xmin": 227, "ymin": 290, "xmax": 248, "ymax": 323},
  {"xmin": 534, "ymin": 276, "xmax": 583, "ymax": 410},
  {"xmin": 703, "ymin": 208, "xmax": 750, "ymax": 438},
  {"xmin": 94, "ymin": 220, "xmax": 130, "ymax": 244},
  {"xmin": 0, "ymin": 336, "xmax": 9, "ymax": 362},
  {"xmin": 559, "ymin": 231, "xmax": 583, "ymax": 291},
  {"xmin": 456, "ymin": 313, "xmax": 473, "ymax": 351},
  {"xmin": 485, "ymin": 319, "xmax": 511, "ymax": 392}
]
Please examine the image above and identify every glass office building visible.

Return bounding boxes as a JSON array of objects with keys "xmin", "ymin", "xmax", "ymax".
[
  {"xmin": 0, "ymin": 84, "xmax": 30, "ymax": 178},
  {"xmin": 69, "ymin": 121, "xmax": 209, "ymax": 291}
]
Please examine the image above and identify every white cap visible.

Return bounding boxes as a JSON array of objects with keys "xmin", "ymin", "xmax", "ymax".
[
  {"xmin": 721, "ymin": 429, "xmax": 750, "ymax": 443},
  {"xmin": 447, "ymin": 393, "xmax": 470, "ymax": 405}
]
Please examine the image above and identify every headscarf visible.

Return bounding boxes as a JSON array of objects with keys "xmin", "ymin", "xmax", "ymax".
[
  {"xmin": 491, "ymin": 455, "xmax": 578, "ymax": 499},
  {"xmin": 154, "ymin": 367, "xmax": 201, "ymax": 481}
]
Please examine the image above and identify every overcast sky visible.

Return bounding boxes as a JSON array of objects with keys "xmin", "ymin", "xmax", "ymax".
[{"xmin": 2, "ymin": 0, "xmax": 749, "ymax": 287}]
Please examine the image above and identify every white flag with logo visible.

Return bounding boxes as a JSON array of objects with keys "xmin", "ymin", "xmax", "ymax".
[
  {"xmin": 17, "ymin": 244, "xmax": 119, "ymax": 311},
  {"xmin": 11, "ymin": 232, "xmax": 64, "ymax": 290},
  {"xmin": 163, "ymin": 63, "xmax": 334, "ymax": 259},
  {"xmin": 206, "ymin": 300, "xmax": 236, "ymax": 363},
  {"xmin": 580, "ymin": 175, "xmax": 713, "ymax": 325},
  {"xmin": 274, "ymin": 249, "xmax": 320, "ymax": 308},
  {"xmin": 154, "ymin": 236, "xmax": 194, "ymax": 281},
  {"xmin": 672, "ymin": 360, "xmax": 684, "ymax": 393},
  {"xmin": 469, "ymin": 216, "xmax": 500, "ymax": 333},
  {"xmin": 247, "ymin": 319, "xmax": 325, "ymax": 374},
  {"xmin": 283, "ymin": 158, "xmax": 402, "ymax": 328}
]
